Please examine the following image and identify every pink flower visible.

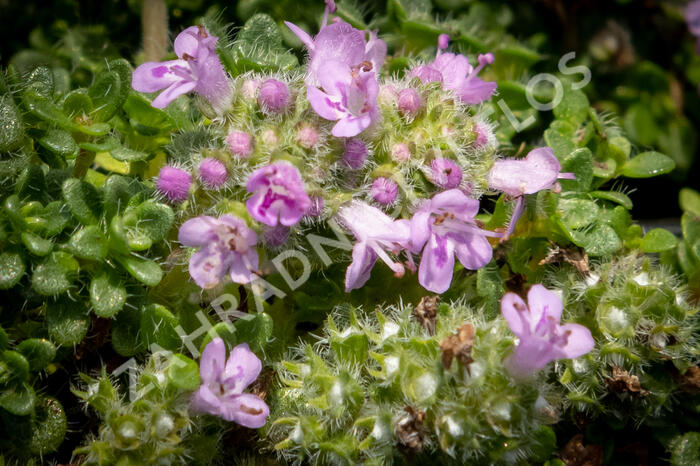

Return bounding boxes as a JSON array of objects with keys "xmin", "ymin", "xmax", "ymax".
[
  {"xmin": 191, "ymin": 338, "xmax": 269, "ymax": 428},
  {"xmin": 245, "ymin": 162, "xmax": 312, "ymax": 227},
  {"xmin": 132, "ymin": 26, "xmax": 231, "ymax": 110},
  {"xmin": 371, "ymin": 177, "xmax": 399, "ymax": 205},
  {"xmin": 501, "ymin": 285, "xmax": 594, "ymax": 378},
  {"xmin": 409, "ymin": 190, "xmax": 498, "ymax": 294},
  {"xmin": 178, "ymin": 215, "xmax": 259, "ymax": 289},
  {"xmin": 409, "ymin": 37, "xmax": 496, "ymax": 105},
  {"xmin": 397, "ymin": 88, "xmax": 422, "ymax": 116},
  {"xmin": 226, "ymin": 131, "xmax": 254, "ymax": 158},
  {"xmin": 429, "ymin": 158, "xmax": 462, "ymax": 189},
  {"xmin": 198, "ymin": 158, "xmax": 228, "ymax": 188},
  {"xmin": 157, "ymin": 166, "xmax": 192, "ymax": 202},
  {"xmin": 258, "ymin": 79, "xmax": 291, "ymax": 114},
  {"xmin": 487, "ymin": 147, "xmax": 575, "ymax": 239},
  {"xmin": 337, "ymin": 201, "xmax": 412, "ymax": 292}
]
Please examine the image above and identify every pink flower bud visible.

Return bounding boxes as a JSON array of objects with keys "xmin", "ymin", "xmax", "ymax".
[
  {"xmin": 241, "ymin": 79, "xmax": 261, "ymax": 100},
  {"xmin": 199, "ymin": 158, "xmax": 228, "ymax": 188},
  {"xmin": 397, "ymin": 88, "xmax": 422, "ymax": 116},
  {"xmin": 307, "ymin": 196, "xmax": 324, "ymax": 217},
  {"xmin": 157, "ymin": 166, "xmax": 192, "ymax": 202},
  {"xmin": 343, "ymin": 138, "xmax": 368, "ymax": 169},
  {"xmin": 474, "ymin": 123, "xmax": 489, "ymax": 148},
  {"xmin": 226, "ymin": 131, "xmax": 253, "ymax": 158},
  {"xmin": 378, "ymin": 84, "xmax": 398, "ymax": 106},
  {"xmin": 258, "ymin": 79, "xmax": 290, "ymax": 114},
  {"xmin": 371, "ymin": 177, "xmax": 399, "ymax": 205},
  {"xmin": 430, "ymin": 158, "xmax": 462, "ymax": 189},
  {"xmin": 438, "ymin": 33, "xmax": 450, "ymax": 50},
  {"xmin": 261, "ymin": 129, "xmax": 278, "ymax": 146},
  {"xmin": 391, "ymin": 143, "xmax": 411, "ymax": 162},
  {"xmin": 263, "ymin": 224, "xmax": 290, "ymax": 247},
  {"xmin": 297, "ymin": 125, "xmax": 319, "ymax": 149}
]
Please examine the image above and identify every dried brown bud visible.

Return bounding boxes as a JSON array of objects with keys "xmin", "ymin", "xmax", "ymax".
[
  {"xmin": 605, "ymin": 365, "xmax": 650, "ymax": 397},
  {"xmin": 439, "ymin": 323, "xmax": 475, "ymax": 372},
  {"xmin": 412, "ymin": 296, "xmax": 439, "ymax": 334},
  {"xmin": 396, "ymin": 406, "xmax": 426, "ymax": 456}
]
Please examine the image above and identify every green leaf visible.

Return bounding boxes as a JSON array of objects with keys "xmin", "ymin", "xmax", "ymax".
[
  {"xmin": 140, "ymin": 304, "xmax": 181, "ymax": 351},
  {"xmin": 669, "ymin": 432, "xmax": 700, "ymax": 466},
  {"xmin": 3, "ymin": 350, "xmax": 30, "ymax": 381},
  {"xmin": 0, "ymin": 327, "xmax": 8, "ymax": 352},
  {"xmin": 553, "ymin": 86, "xmax": 589, "ymax": 125},
  {"xmin": 679, "ymin": 188, "xmax": 700, "ymax": 218},
  {"xmin": 29, "ymin": 397, "xmax": 67, "ymax": 455},
  {"xmin": 590, "ymin": 191, "xmax": 633, "ymax": 210},
  {"xmin": 17, "ymin": 339, "xmax": 56, "ymax": 372},
  {"xmin": 123, "ymin": 92, "xmax": 175, "ymax": 135},
  {"xmin": 32, "ymin": 251, "xmax": 79, "ymax": 295},
  {"xmin": 109, "ymin": 141, "xmax": 152, "ymax": 162},
  {"xmin": 0, "ymin": 251, "xmax": 26, "ymax": 289},
  {"xmin": 111, "ymin": 305, "xmax": 145, "ymax": 356},
  {"xmin": 26, "ymin": 66, "xmax": 54, "ymax": 97},
  {"xmin": 108, "ymin": 216, "xmax": 132, "ymax": 255},
  {"xmin": 23, "ymin": 91, "xmax": 110, "ymax": 136},
  {"xmin": 21, "ymin": 232, "xmax": 53, "ymax": 256},
  {"xmin": 234, "ymin": 312, "xmax": 274, "ymax": 353},
  {"xmin": 640, "ymin": 228, "xmax": 678, "ymax": 253},
  {"xmin": 621, "ymin": 151, "xmax": 675, "ymax": 178},
  {"xmin": 167, "ymin": 354, "xmax": 201, "ymax": 391},
  {"xmin": 62, "ymin": 178, "xmax": 103, "ymax": 225},
  {"xmin": 122, "ymin": 201, "xmax": 174, "ymax": 250},
  {"xmin": 16, "ymin": 165, "xmax": 47, "ymax": 201},
  {"xmin": 544, "ymin": 120, "xmax": 577, "ymax": 159},
  {"xmin": 38, "ymin": 129, "xmax": 79, "ymax": 159},
  {"xmin": 560, "ymin": 148, "xmax": 593, "ymax": 192},
  {"xmin": 557, "ymin": 197, "xmax": 599, "ymax": 229},
  {"xmin": 103, "ymin": 174, "xmax": 145, "ymax": 220},
  {"xmin": 570, "ymin": 223, "xmax": 622, "ymax": 257},
  {"xmin": 0, "ymin": 94, "xmax": 25, "ymax": 152},
  {"xmin": 228, "ymin": 14, "xmax": 299, "ymax": 73},
  {"xmin": 107, "ymin": 58, "xmax": 133, "ymax": 108},
  {"xmin": 61, "ymin": 88, "xmax": 93, "ymax": 116},
  {"xmin": 88, "ymin": 70, "xmax": 122, "ymax": 122},
  {"xmin": 0, "ymin": 382, "xmax": 36, "ymax": 416},
  {"xmin": 90, "ymin": 268, "xmax": 127, "ymax": 318},
  {"xmin": 46, "ymin": 296, "xmax": 89, "ymax": 346},
  {"xmin": 624, "ymin": 103, "xmax": 658, "ymax": 147},
  {"xmin": 70, "ymin": 225, "xmax": 108, "ymax": 260},
  {"xmin": 114, "ymin": 254, "xmax": 163, "ymax": 287}
]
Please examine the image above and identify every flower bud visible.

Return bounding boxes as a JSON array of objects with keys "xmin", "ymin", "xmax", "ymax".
[
  {"xmin": 430, "ymin": 158, "xmax": 462, "ymax": 189},
  {"xmin": 438, "ymin": 33, "xmax": 450, "ymax": 50},
  {"xmin": 263, "ymin": 224, "xmax": 291, "ymax": 247},
  {"xmin": 198, "ymin": 158, "xmax": 228, "ymax": 188},
  {"xmin": 241, "ymin": 78, "xmax": 261, "ymax": 100},
  {"xmin": 391, "ymin": 143, "xmax": 411, "ymax": 162},
  {"xmin": 297, "ymin": 125, "xmax": 319, "ymax": 149},
  {"xmin": 343, "ymin": 138, "xmax": 368, "ymax": 169},
  {"xmin": 397, "ymin": 88, "xmax": 422, "ymax": 116},
  {"xmin": 307, "ymin": 196, "xmax": 324, "ymax": 217},
  {"xmin": 473, "ymin": 123, "xmax": 490, "ymax": 148},
  {"xmin": 261, "ymin": 129, "xmax": 278, "ymax": 147},
  {"xmin": 371, "ymin": 177, "xmax": 398, "ymax": 205},
  {"xmin": 258, "ymin": 78, "xmax": 290, "ymax": 114},
  {"xmin": 157, "ymin": 166, "xmax": 191, "ymax": 202},
  {"xmin": 226, "ymin": 131, "xmax": 253, "ymax": 158}
]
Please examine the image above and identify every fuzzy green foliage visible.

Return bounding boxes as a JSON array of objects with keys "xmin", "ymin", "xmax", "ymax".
[
  {"xmin": 268, "ymin": 303, "xmax": 560, "ymax": 464},
  {"xmin": 553, "ymin": 253, "xmax": 699, "ymax": 419},
  {"xmin": 73, "ymin": 352, "xmax": 218, "ymax": 465}
]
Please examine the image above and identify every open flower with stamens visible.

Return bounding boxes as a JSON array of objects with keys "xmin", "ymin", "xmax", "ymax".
[
  {"xmin": 132, "ymin": 26, "xmax": 231, "ymax": 110},
  {"xmin": 487, "ymin": 147, "xmax": 575, "ymax": 239},
  {"xmin": 409, "ymin": 189, "xmax": 497, "ymax": 294},
  {"xmin": 285, "ymin": 1, "xmax": 386, "ymax": 85},
  {"xmin": 501, "ymin": 285, "xmax": 594, "ymax": 378},
  {"xmin": 410, "ymin": 35, "xmax": 496, "ymax": 105},
  {"xmin": 245, "ymin": 162, "xmax": 312, "ymax": 227},
  {"xmin": 178, "ymin": 215, "xmax": 259, "ymax": 289},
  {"xmin": 191, "ymin": 338, "xmax": 269, "ymax": 428},
  {"xmin": 337, "ymin": 201, "xmax": 413, "ymax": 292}
]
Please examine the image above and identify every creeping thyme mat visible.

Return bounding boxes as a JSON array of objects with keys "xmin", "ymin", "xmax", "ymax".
[{"xmin": 0, "ymin": 0, "xmax": 699, "ymax": 464}]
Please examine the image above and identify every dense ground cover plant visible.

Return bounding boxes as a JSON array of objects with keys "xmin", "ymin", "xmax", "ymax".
[{"xmin": 0, "ymin": 0, "xmax": 699, "ymax": 464}]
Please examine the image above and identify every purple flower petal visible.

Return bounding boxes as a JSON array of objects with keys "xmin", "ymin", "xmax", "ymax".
[
  {"xmin": 487, "ymin": 147, "xmax": 561, "ymax": 196},
  {"xmin": 456, "ymin": 78, "xmax": 498, "ymax": 105},
  {"xmin": 152, "ymin": 80, "xmax": 198, "ymax": 108},
  {"xmin": 173, "ymin": 26, "xmax": 203, "ymax": 58},
  {"xmin": 179, "ymin": 216, "xmax": 217, "ymax": 247},
  {"xmin": 345, "ymin": 242, "xmax": 378, "ymax": 292},
  {"xmin": 285, "ymin": 21, "xmax": 315, "ymax": 51},
  {"xmin": 200, "ymin": 338, "xmax": 227, "ymax": 384},
  {"xmin": 559, "ymin": 323, "xmax": 595, "ymax": 359},
  {"xmin": 225, "ymin": 393, "xmax": 270, "ymax": 428},
  {"xmin": 527, "ymin": 284, "xmax": 563, "ymax": 323},
  {"xmin": 223, "ymin": 343, "xmax": 263, "ymax": 394},
  {"xmin": 189, "ymin": 246, "xmax": 227, "ymax": 289},
  {"xmin": 418, "ymin": 233, "xmax": 455, "ymax": 294},
  {"xmin": 132, "ymin": 60, "xmax": 190, "ymax": 93},
  {"xmin": 453, "ymin": 233, "xmax": 492, "ymax": 270},
  {"xmin": 500, "ymin": 292, "xmax": 528, "ymax": 338},
  {"xmin": 307, "ymin": 86, "xmax": 344, "ymax": 120},
  {"xmin": 229, "ymin": 249, "xmax": 259, "ymax": 284}
]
